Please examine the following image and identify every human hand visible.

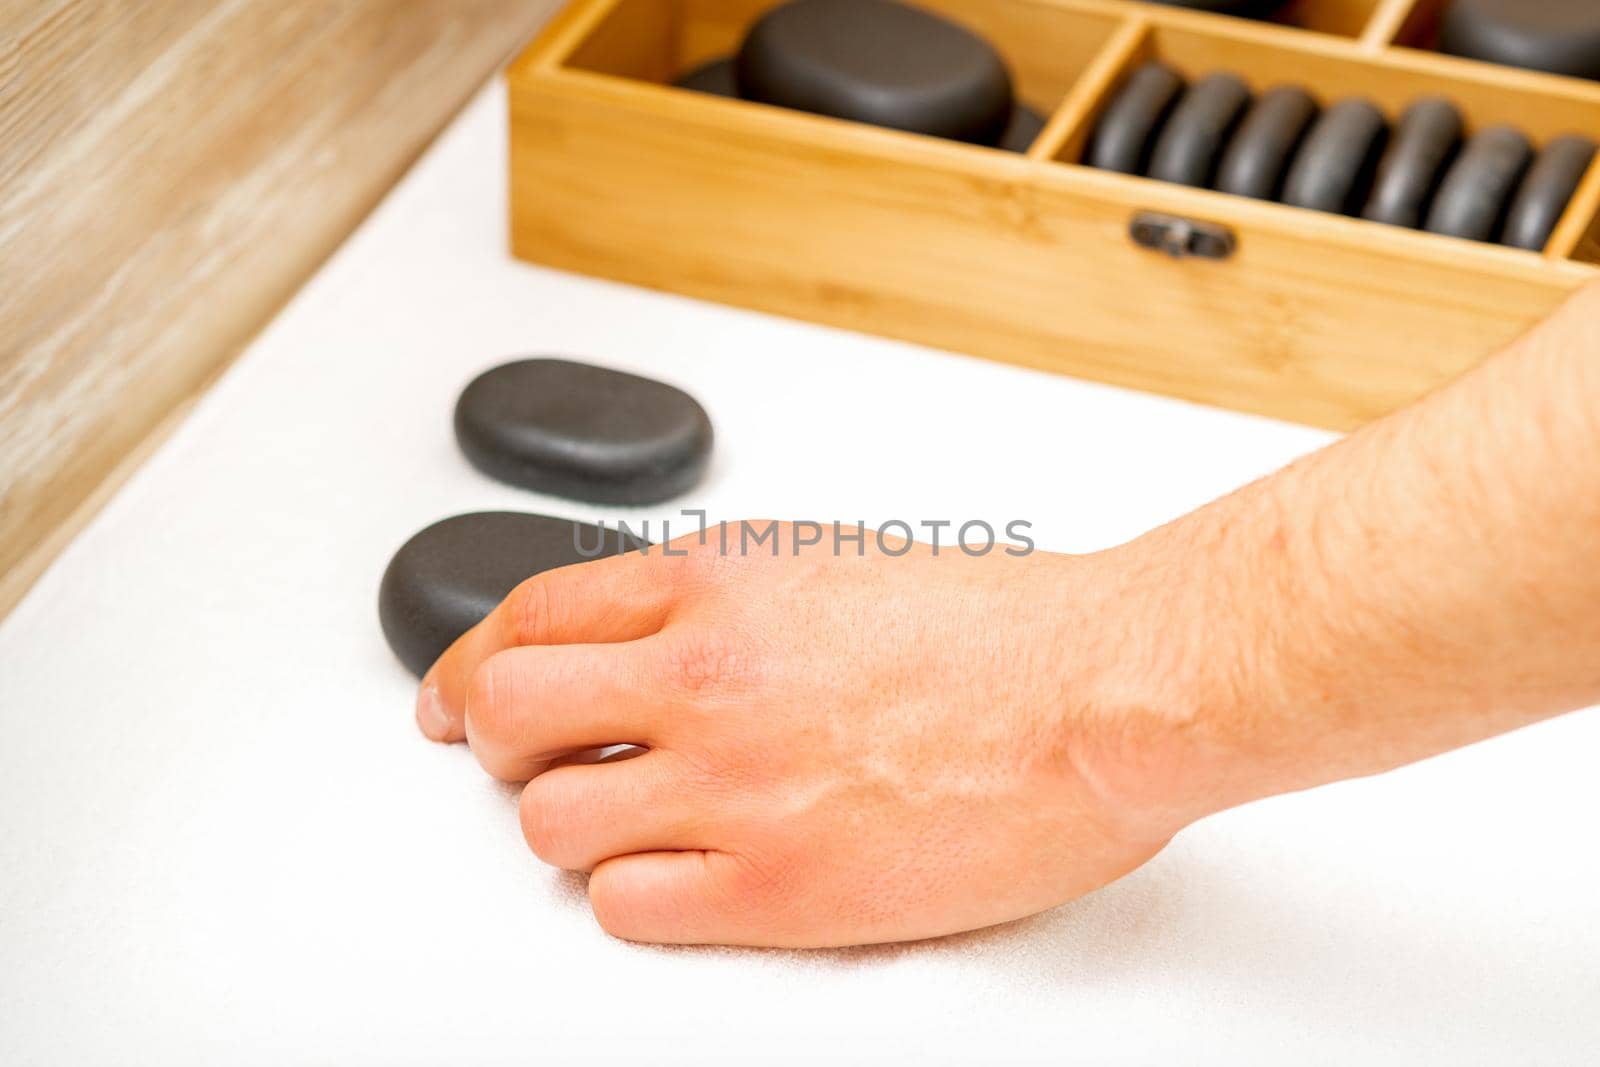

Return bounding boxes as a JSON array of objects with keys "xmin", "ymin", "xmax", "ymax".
[{"xmin": 416, "ymin": 522, "xmax": 1229, "ymax": 947}]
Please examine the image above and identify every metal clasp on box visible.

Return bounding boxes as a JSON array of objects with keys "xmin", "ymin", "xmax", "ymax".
[{"xmin": 1129, "ymin": 211, "xmax": 1236, "ymax": 261}]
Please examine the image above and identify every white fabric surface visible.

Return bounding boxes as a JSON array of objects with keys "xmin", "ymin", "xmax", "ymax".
[{"xmin": 3, "ymin": 80, "xmax": 1598, "ymax": 1065}]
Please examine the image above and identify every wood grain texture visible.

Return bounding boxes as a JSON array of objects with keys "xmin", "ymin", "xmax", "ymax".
[
  {"xmin": 1357, "ymin": 0, "xmax": 1424, "ymax": 48},
  {"xmin": 1029, "ymin": 15, "xmax": 1150, "ymax": 163},
  {"xmin": 1549, "ymin": 155, "xmax": 1600, "ymax": 266},
  {"xmin": 0, "ymin": 0, "xmax": 558, "ymax": 617}
]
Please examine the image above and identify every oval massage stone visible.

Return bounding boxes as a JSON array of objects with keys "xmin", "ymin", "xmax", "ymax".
[
  {"xmin": 1425, "ymin": 125, "xmax": 1533, "ymax": 242},
  {"xmin": 1084, "ymin": 60, "xmax": 1185, "ymax": 174},
  {"xmin": 1214, "ymin": 85, "xmax": 1319, "ymax": 200},
  {"xmin": 1147, "ymin": 72, "xmax": 1252, "ymax": 187},
  {"xmin": 736, "ymin": 0, "xmax": 1013, "ymax": 144},
  {"xmin": 1440, "ymin": 0, "xmax": 1600, "ymax": 81},
  {"xmin": 1501, "ymin": 135, "xmax": 1597, "ymax": 251},
  {"xmin": 1361, "ymin": 97, "xmax": 1464, "ymax": 229},
  {"xmin": 1281, "ymin": 98, "xmax": 1388, "ymax": 215},
  {"xmin": 673, "ymin": 56, "xmax": 738, "ymax": 97},
  {"xmin": 378, "ymin": 512, "xmax": 647, "ymax": 679},
  {"xmin": 455, "ymin": 358, "xmax": 713, "ymax": 506}
]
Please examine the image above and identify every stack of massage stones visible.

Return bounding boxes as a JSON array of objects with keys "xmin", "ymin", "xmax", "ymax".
[{"xmin": 1083, "ymin": 62, "xmax": 1596, "ymax": 250}]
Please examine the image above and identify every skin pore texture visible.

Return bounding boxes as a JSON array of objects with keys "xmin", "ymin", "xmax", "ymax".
[{"xmin": 416, "ymin": 281, "xmax": 1600, "ymax": 948}]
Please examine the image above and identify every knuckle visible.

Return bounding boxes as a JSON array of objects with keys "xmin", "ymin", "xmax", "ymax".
[
  {"xmin": 478, "ymin": 751, "xmax": 528, "ymax": 785},
  {"xmin": 506, "ymin": 575, "xmax": 559, "ymax": 645},
  {"xmin": 657, "ymin": 632, "xmax": 754, "ymax": 699},
  {"xmin": 466, "ymin": 655, "xmax": 542, "ymax": 783},
  {"xmin": 464, "ymin": 656, "xmax": 516, "ymax": 748},
  {"xmin": 587, "ymin": 872, "xmax": 638, "ymax": 939},
  {"xmin": 719, "ymin": 849, "xmax": 792, "ymax": 907},
  {"xmin": 677, "ymin": 522, "xmax": 763, "ymax": 585},
  {"xmin": 519, "ymin": 779, "xmax": 579, "ymax": 867},
  {"xmin": 681, "ymin": 527, "xmax": 727, "ymax": 576}
]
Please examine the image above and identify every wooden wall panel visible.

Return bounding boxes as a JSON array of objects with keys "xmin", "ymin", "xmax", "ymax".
[{"xmin": 0, "ymin": 0, "xmax": 559, "ymax": 617}]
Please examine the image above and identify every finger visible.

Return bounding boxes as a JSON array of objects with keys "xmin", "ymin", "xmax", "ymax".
[
  {"xmin": 416, "ymin": 550, "xmax": 682, "ymax": 743},
  {"xmin": 588, "ymin": 850, "xmax": 786, "ymax": 946},
  {"xmin": 519, "ymin": 752, "xmax": 710, "ymax": 871},
  {"xmin": 464, "ymin": 643, "xmax": 666, "ymax": 782}
]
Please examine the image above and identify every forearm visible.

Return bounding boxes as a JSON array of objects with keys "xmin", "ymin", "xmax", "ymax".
[{"xmin": 1141, "ymin": 281, "xmax": 1600, "ymax": 819}]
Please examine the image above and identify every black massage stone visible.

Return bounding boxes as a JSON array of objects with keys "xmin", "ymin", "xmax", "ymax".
[
  {"xmin": 454, "ymin": 358, "xmax": 713, "ymax": 506},
  {"xmin": 1214, "ymin": 85, "xmax": 1318, "ymax": 200},
  {"xmin": 1281, "ymin": 98, "xmax": 1388, "ymax": 215},
  {"xmin": 673, "ymin": 56, "xmax": 738, "ymax": 97},
  {"xmin": 1424, "ymin": 125, "xmax": 1533, "ymax": 241},
  {"xmin": 1501, "ymin": 135, "xmax": 1597, "ymax": 251},
  {"xmin": 1361, "ymin": 97, "xmax": 1464, "ymax": 229},
  {"xmin": 1000, "ymin": 103, "xmax": 1047, "ymax": 153},
  {"xmin": 1142, "ymin": 0, "xmax": 1288, "ymax": 16},
  {"xmin": 1084, "ymin": 60, "xmax": 1186, "ymax": 174},
  {"xmin": 1146, "ymin": 72, "xmax": 1252, "ymax": 187},
  {"xmin": 736, "ymin": 0, "xmax": 1013, "ymax": 144},
  {"xmin": 1440, "ymin": 0, "xmax": 1600, "ymax": 81},
  {"xmin": 378, "ymin": 512, "xmax": 646, "ymax": 679}
]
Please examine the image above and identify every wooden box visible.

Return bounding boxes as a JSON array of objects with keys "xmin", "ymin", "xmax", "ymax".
[{"xmin": 505, "ymin": 0, "xmax": 1600, "ymax": 430}]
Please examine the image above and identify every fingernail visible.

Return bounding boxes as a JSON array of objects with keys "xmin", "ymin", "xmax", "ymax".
[{"xmin": 416, "ymin": 682, "xmax": 451, "ymax": 741}]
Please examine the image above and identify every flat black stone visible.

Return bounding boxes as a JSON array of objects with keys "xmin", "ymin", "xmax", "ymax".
[
  {"xmin": 1361, "ymin": 97, "xmax": 1464, "ymax": 229},
  {"xmin": 1281, "ymin": 97, "xmax": 1388, "ymax": 215},
  {"xmin": 1084, "ymin": 60, "xmax": 1186, "ymax": 174},
  {"xmin": 1147, "ymin": 72, "xmax": 1252, "ymax": 187},
  {"xmin": 673, "ymin": 56, "xmax": 738, "ymax": 97},
  {"xmin": 1424, "ymin": 125, "xmax": 1533, "ymax": 242},
  {"xmin": 378, "ymin": 512, "xmax": 647, "ymax": 679},
  {"xmin": 1142, "ymin": 0, "xmax": 1288, "ymax": 16},
  {"xmin": 999, "ymin": 102, "xmax": 1047, "ymax": 153},
  {"xmin": 1440, "ymin": 0, "xmax": 1600, "ymax": 81},
  {"xmin": 736, "ymin": 0, "xmax": 1013, "ymax": 144},
  {"xmin": 1501, "ymin": 134, "xmax": 1597, "ymax": 250},
  {"xmin": 1214, "ymin": 85, "xmax": 1318, "ymax": 200},
  {"xmin": 455, "ymin": 358, "xmax": 713, "ymax": 506}
]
